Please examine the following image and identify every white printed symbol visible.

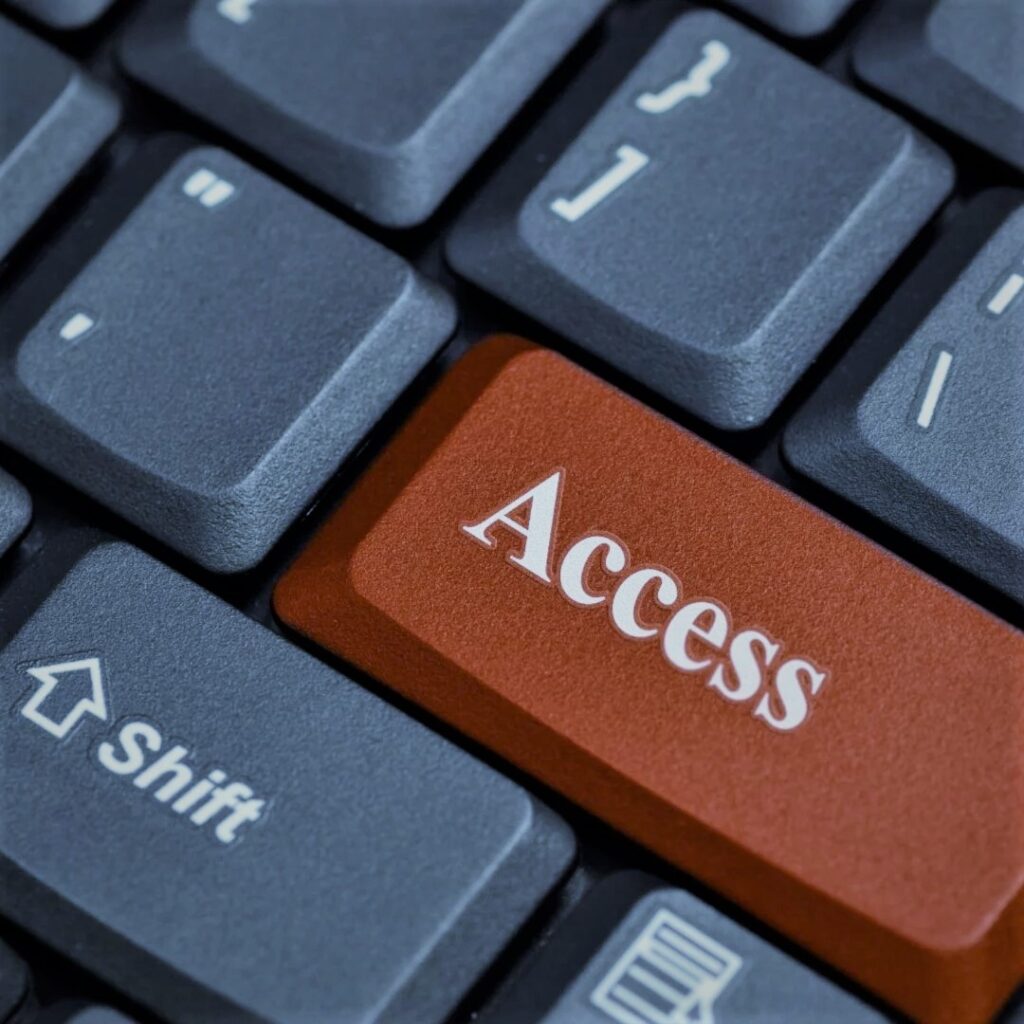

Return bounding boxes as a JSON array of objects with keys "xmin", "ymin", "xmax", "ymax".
[
  {"xmin": 915, "ymin": 349, "xmax": 953, "ymax": 430},
  {"xmin": 20, "ymin": 658, "xmax": 108, "ymax": 740},
  {"xmin": 591, "ymin": 908, "xmax": 743, "ymax": 1024},
  {"xmin": 182, "ymin": 168, "xmax": 237, "ymax": 209},
  {"xmin": 986, "ymin": 271, "xmax": 1024, "ymax": 317},
  {"xmin": 59, "ymin": 312, "xmax": 96, "ymax": 342},
  {"xmin": 551, "ymin": 145, "xmax": 650, "ymax": 223},
  {"xmin": 217, "ymin": 0, "xmax": 258, "ymax": 24},
  {"xmin": 636, "ymin": 41, "xmax": 732, "ymax": 114}
]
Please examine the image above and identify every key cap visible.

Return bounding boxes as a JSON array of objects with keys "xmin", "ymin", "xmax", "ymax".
[
  {"xmin": 785, "ymin": 190, "xmax": 1024, "ymax": 606},
  {"xmin": 446, "ymin": 6, "xmax": 953, "ymax": 430},
  {"xmin": 0, "ymin": 941, "xmax": 29, "ymax": 1023},
  {"xmin": 5, "ymin": 0, "xmax": 116, "ymax": 29},
  {"xmin": 855, "ymin": 0, "xmax": 1024, "ymax": 173},
  {"xmin": 0, "ymin": 540, "xmax": 573, "ymax": 1024},
  {"xmin": 0, "ymin": 470, "xmax": 30, "ymax": 561},
  {"xmin": 483, "ymin": 873, "xmax": 887, "ymax": 1023},
  {"xmin": 724, "ymin": 0, "xmax": 856, "ymax": 37},
  {"xmin": 275, "ymin": 335, "xmax": 1024, "ymax": 1024},
  {"xmin": 0, "ymin": 17, "xmax": 118, "ymax": 263},
  {"xmin": 120, "ymin": 0, "xmax": 609, "ymax": 228},
  {"xmin": 0, "ymin": 142, "xmax": 455, "ymax": 572}
]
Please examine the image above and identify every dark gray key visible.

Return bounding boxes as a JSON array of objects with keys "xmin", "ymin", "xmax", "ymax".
[
  {"xmin": 0, "ymin": 17, "xmax": 118, "ymax": 262},
  {"xmin": 0, "ymin": 143, "xmax": 455, "ymax": 572},
  {"xmin": 447, "ymin": 6, "xmax": 953, "ymax": 430},
  {"xmin": 855, "ymin": 0, "xmax": 1024, "ymax": 173},
  {"xmin": 120, "ymin": 0, "xmax": 609, "ymax": 228},
  {"xmin": 4, "ymin": 0, "xmax": 116, "ymax": 28},
  {"xmin": 0, "ymin": 940, "xmax": 29, "ymax": 1023},
  {"xmin": 724, "ymin": 0, "xmax": 856, "ymax": 37},
  {"xmin": 0, "ymin": 541, "xmax": 574, "ymax": 1024},
  {"xmin": 483, "ymin": 874, "xmax": 886, "ymax": 1024},
  {"xmin": 0, "ymin": 469, "xmax": 30, "ymax": 560},
  {"xmin": 785, "ymin": 191, "xmax": 1024, "ymax": 605}
]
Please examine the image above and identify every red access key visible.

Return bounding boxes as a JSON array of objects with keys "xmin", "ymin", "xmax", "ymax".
[{"xmin": 275, "ymin": 336, "xmax": 1024, "ymax": 1024}]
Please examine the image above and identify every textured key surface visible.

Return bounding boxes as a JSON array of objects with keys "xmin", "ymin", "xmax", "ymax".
[
  {"xmin": 120, "ymin": 0, "xmax": 608, "ymax": 227},
  {"xmin": 0, "ymin": 17, "xmax": 118, "ymax": 262},
  {"xmin": 276, "ymin": 336, "xmax": 1024, "ymax": 1024},
  {"xmin": 4, "ymin": 0, "xmax": 115, "ymax": 28},
  {"xmin": 724, "ymin": 0, "xmax": 856, "ymax": 37},
  {"xmin": 448, "ymin": 7, "xmax": 952, "ymax": 429},
  {"xmin": 0, "ymin": 470, "xmax": 30, "ymax": 560},
  {"xmin": 854, "ymin": 0, "xmax": 1024, "ymax": 172},
  {"xmin": 785, "ymin": 191, "xmax": 1024, "ymax": 605},
  {"xmin": 485, "ymin": 874, "xmax": 886, "ymax": 1023},
  {"xmin": 0, "ymin": 541, "xmax": 573, "ymax": 1024},
  {"xmin": 0, "ymin": 143, "xmax": 455, "ymax": 572}
]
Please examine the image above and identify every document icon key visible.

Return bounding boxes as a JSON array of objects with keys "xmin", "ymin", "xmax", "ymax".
[{"xmin": 591, "ymin": 908, "xmax": 742, "ymax": 1024}]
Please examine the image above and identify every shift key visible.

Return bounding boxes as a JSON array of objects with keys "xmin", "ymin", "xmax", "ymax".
[
  {"xmin": 276, "ymin": 336, "xmax": 1024, "ymax": 1024},
  {"xmin": 0, "ymin": 540, "xmax": 573, "ymax": 1024}
]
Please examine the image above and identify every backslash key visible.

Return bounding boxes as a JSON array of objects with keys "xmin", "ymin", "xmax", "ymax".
[{"xmin": 0, "ymin": 540, "xmax": 574, "ymax": 1024}]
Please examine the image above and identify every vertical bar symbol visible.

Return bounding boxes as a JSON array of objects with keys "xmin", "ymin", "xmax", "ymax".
[
  {"xmin": 915, "ymin": 350, "xmax": 953, "ymax": 430},
  {"xmin": 986, "ymin": 272, "xmax": 1024, "ymax": 317}
]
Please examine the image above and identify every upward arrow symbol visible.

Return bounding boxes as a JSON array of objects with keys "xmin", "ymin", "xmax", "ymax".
[{"xmin": 21, "ymin": 658, "xmax": 109, "ymax": 739}]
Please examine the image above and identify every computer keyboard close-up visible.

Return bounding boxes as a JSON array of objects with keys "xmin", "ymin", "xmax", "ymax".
[{"xmin": 0, "ymin": 1, "xmax": 1021, "ymax": 1023}]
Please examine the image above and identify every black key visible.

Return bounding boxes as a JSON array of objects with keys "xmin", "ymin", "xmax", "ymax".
[
  {"xmin": 0, "ymin": 540, "xmax": 574, "ymax": 1024},
  {"xmin": 0, "ymin": 140, "xmax": 455, "ymax": 572},
  {"xmin": 0, "ymin": 941, "xmax": 29, "ymax": 1023},
  {"xmin": 446, "ymin": 4, "xmax": 953, "ymax": 430},
  {"xmin": 5, "ymin": 0, "xmax": 116, "ymax": 29},
  {"xmin": 785, "ymin": 190, "xmax": 1024, "ymax": 605},
  {"xmin": 120, "ymin": 0, "xmax": 609, "ymax": 227},
  {"xmin": 483, "ymin": 874, "xmax": 887, "ymax": 1023},
  {"xmin": 854, "ymin": 0, "xmax": 1024, "ymax": 173},
  {"xmin": 0, "ymin": 16, "xmax": 118, "ymax": 262},
  {"xmin": 0, "ymin": 469, "xmax": 30, "ymax": 560},
  {"xmin": 724, "ymin": 0, "xmax": 856, "ymax": 37}
]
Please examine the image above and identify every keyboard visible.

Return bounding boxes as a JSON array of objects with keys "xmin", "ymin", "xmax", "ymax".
[{"xmin": 0, "ymin": 1, "xmax": 1021, "ymax": 1023}]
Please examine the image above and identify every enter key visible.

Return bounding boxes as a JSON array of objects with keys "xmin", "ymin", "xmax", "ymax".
[{"xmin": 276, "ymin": 336, "xmax": 1024, "ymax": 1024}]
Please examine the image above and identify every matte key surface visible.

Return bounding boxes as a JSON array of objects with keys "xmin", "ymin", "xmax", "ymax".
[
  {"xmin": 855, "ymin": 0, "xmax": 1024, "ymax": 172},
  {"xmin": 276, "ymin": 336, "xmax": 1024, "ymax": 1024},
  {"xmin": 0, "ymin": 541, "xmax": 573, "ymax": 1023},
  {"xmin": 0, "ymin": 144, "xmax": 455, "ymax": 572},
  {"xmin": 447, "ymin": 7, "xmax": 952, "ymax": 429},
  {"xmin": 785, "ymin": 191, "xmax": 1024, "ymax": 605},
  {"xmin": 120, "ymin": 0, "xmax": 609, "ymax": 227},
  {"xmin": 5, "ymin": 0, "xmax": 115, "ymax": 28},
  {"xmin": 0, "ymin": 17, "xmax": 118, "ymax": 262},
  {"xmin": 484, "ymin": 874, "xmax": 886, "ymax": 1023},
  {"xmin": 724, "ymin": 0, "xmax": 856, "ymax": 37},
  {"xmin": 0, "ymin": 469, "xmax": 30, "ymax": 560}
]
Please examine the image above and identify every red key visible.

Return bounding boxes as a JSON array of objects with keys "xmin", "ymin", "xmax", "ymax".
[{"xmin": 275, "ymin": 336, "xmax": 1024, "ymax": 1024}]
